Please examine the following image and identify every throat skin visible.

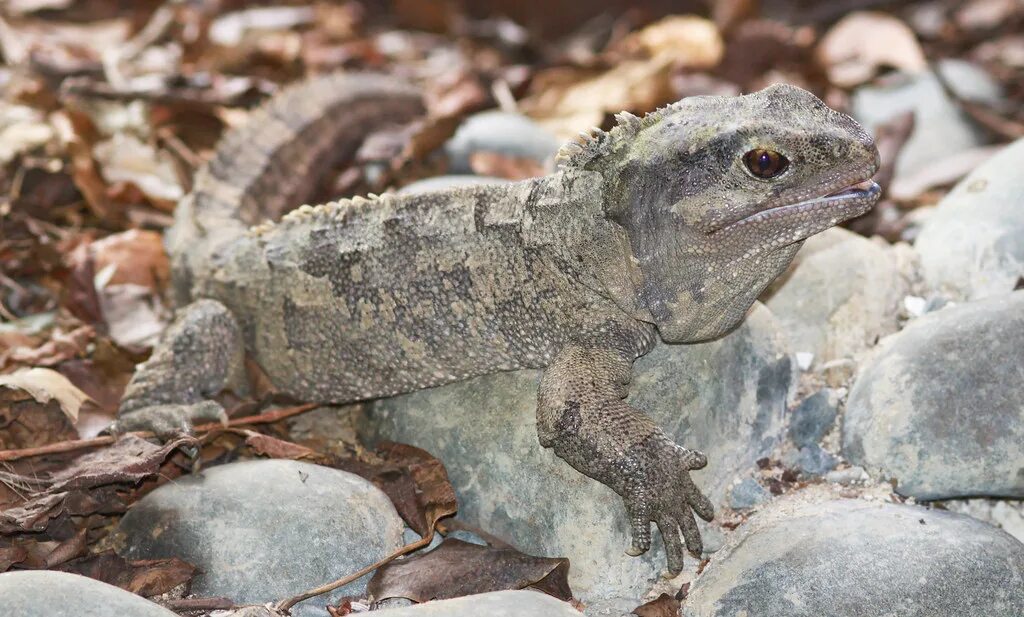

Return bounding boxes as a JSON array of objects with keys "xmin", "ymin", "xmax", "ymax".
[{"xmin": 200, "ymin": 170, "xmax": 652, "ymax": 403}]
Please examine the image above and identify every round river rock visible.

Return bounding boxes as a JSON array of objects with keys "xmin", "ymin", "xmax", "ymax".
[
  {"xmin": 684, "ymin": 497, "xmax": 1024, "ymax": 616},
  {"xmin": 0, "ymin": 570, "xmax": 177, "ymax": 617},
  {"xmin": 117, "ymin": 459, "xmax": 404, "ymax": 617}
]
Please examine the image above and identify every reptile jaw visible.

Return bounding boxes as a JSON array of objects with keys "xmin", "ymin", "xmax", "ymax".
[{"xmin": 712, "ymin": 170, "xmax": 881, "ymax": 239}]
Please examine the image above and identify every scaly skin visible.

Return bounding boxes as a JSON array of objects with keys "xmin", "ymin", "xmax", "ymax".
[{"xmin": 115, "ymin": 72, "xmax": 880, "ymax": 574}]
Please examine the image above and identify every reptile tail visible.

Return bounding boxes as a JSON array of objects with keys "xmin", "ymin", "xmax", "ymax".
[{"xmin": 167, "ymin": 72, "xmax": 424, "ymax": 303}]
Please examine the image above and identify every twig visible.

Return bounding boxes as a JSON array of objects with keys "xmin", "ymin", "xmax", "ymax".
[
  {"xmin": 163, "ymin": 597, "xmax": 236, "ymax": 611},
  {"xmin": 276, "ymin": 532, "xmax": 434, "ymax": 612},
  {"xmin": 0, "ymin": 402, "xmax": 318, "ymax": 462}
]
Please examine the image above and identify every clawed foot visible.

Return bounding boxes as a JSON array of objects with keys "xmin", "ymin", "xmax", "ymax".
[
  {"xmin": 623, "ymin": 443, "xmax": 714, "ymax": 575},
  {"xmin": 109, "ymin": 400, "xmax": 227, "ymax": 440}
]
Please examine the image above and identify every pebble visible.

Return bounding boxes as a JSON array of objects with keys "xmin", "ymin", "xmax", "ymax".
[
  {"xmin": 444, "ymin": 111, "xmax": 561, "ymax": 174},
  {"xmin": 683, "ymin": 497, "xmax": 1024, "ymax": 616},
  {"xmin": 914, "ymin": 137, "xmax": 1024, "ymax": 300},
  {"xmin": 117, "ymin": 459, "xmax": 405, "ymax": 617},
  {"xmin": 0, "ymin": 570, "xmax": 177, "ymax": 617},
  {"xmin": 843, "ymin": 291, "xmax": 1024, "ymax": 500}
]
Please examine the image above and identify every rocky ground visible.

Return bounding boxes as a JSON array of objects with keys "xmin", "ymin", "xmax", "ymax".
[{"xmin": 1, "ymin": 2, "xmax": 1023, "ymax": 616}]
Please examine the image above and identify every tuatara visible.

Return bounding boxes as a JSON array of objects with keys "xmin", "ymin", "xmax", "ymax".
[{"xmin": 115, "ymin": 72, "xmax": 880, "ymax": 574}]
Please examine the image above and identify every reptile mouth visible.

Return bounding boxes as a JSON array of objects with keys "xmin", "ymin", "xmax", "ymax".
[
  {"xmin": 714, "ymin": 173, "xmax": 881, "ymax": 237},
  {"xmin": 823, "ymin": 179, "xmax": 880, "ymax": 200}
]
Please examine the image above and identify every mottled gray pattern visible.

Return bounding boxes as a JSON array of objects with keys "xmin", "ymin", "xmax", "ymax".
[{"xmin": 117, "ymin": 72, "xmax": 880, "ymax": 573}]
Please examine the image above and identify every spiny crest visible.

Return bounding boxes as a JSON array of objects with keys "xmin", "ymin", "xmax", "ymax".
[
  {"xmin": 247, "ymin": 192, "xmax": 392, "ymax": 238},
  {"xmin": 554, "ymin": 101, "xmax": 689, "ymax": 170}
]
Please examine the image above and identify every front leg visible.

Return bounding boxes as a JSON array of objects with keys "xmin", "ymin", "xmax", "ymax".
[{"xmin": 537, "ymin": 325, "xmax": 714, "ymax": 575}]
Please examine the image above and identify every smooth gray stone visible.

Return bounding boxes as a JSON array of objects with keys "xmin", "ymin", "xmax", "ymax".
[
  {"xmin": 444, "ymin": 111, "xmax": 560, "ymax": 173},
  {"xmin": 728, "ymin": 477, "xmax": 770, "ymax": 511},
  {"xmin": 852, "ymin": 59, "xmax": 1003, "ymax": 179},
  {"xmin": 363, "ymin": 303, "xmax": 792, "ymax": 603},
  {"xmin": 843, "ymin": 292, "xmax": 1024, "ymax": 499},
  {"xmin": 398, "ymin": 175, "xmax": 511, "ymax": 194},
  {"xmin": 117, "ymin": 459, "xmax": 404, "ymax": 617},
  {"xmin": 914, "ymin": 137, "xmax": 1024, "ymax": 301},
  {"xmin": 783, "ymin": 444, "xmax": 838, "ymax": 476},
  {"xmin": 0, "ymin": 570, "xmax": 177, "ymax": 617},
  {"xmin": 762, "ymin": 227, "xmax": 913, "ymax": 374},
  {"xmin": 787, "ymin": 390, "xmax": 837, "ymax": 448},
  {"xmin": 683, "ymin": 498, "xmax": 1024, "ymax": 617},
  {"xmin": 372, "ymin": 591, "xmax": 583, "ymax": 616}
]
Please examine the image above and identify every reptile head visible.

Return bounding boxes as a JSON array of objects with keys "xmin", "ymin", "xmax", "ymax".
[{"xmin": 570, "ymin": 83, "xmax": 880, "ymax": 343}]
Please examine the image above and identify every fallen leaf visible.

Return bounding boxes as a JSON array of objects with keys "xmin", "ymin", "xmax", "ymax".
[
  {"xmin": 617, "ymin": 15, "xmax": 724, "ymax": 68},
  {"xmin": 817, "ymin": 12, "xmax": 927, "ymax": 87},
  {"xmin": 0, "ymin": 102, "xmax": 55, "ymax": 164},
  {"xmin": 0, "ymin": 367, "xmax": 91, "ymax": 422},
  {"xmin": 46, "ymin": 434, "xmax": 194, "ymax": 492},
  {"xmin": 955, "ymin": 0, "xmax": 1019, "ymax": 31},
  {"xmin": 89, "ymin": 230, "xmax": 170, "ymax": 291},
  {"xmin": 245, "ymin": 432, "xmax": 317, "ymax": 460},
  {"xmin": 42, "ymin": 526, "xmax": 88, "ymax": 567},
  {"xmin": 632, "ymin": 592, "xmax": 680, "ymax": 617},
  {"xmin": 371, "ymin": 442, "xmax": 458, "ymax": 538},
  {"xmin": 522, "ymin": 58, "xmax": 676, "ymax": 141},
  {"xmin": 1, "ymin": 435, "xmax": 193, "ymax": 534},
  {"xmin": 95, "ymin": 283, "xmax": 168, "ymax": 351},
  {"xmin": 92, "ymin": 133, "xmax": 184, "ymax": 204},
  {"xmin": 2, "ymin": 325, "xmax": 93, "ymax": 368},
  {"xmin": 57, "ymin": 551, "xmax": 195, "ymax": 597},
  {"xmin": 0, "ymin": 545, "xmax": 28, "ymax": 571},
  {"xmin": 368, "ymin": 538, "xmax": 572, "ymax": 603},
  {"xmin": 0, "ymin": 492, "xmax": 65, "ymax": 534}
]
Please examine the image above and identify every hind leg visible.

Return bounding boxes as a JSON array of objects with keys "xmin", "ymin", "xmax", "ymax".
[{"xmin": 113, "ymin": 299, "xmax": 248, "ymax": 437}]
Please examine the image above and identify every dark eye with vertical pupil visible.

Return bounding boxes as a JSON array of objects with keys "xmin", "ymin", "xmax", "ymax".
[{"xmin": 743, "ymin": 148, "xmax": 789, "ymax": 179}]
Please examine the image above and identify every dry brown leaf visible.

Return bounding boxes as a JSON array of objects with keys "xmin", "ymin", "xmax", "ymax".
[
  {"xmin": 95, "ymin": 283, "xmax": 168, "ymax": 352},
  {"xmin": 955, "ymin": 0, "xmax": 1020, "ymax": 31},
  {"xmin": 617, "ymin": 15, "xmax": 724, "ymax": 69},
  {"xmin": 0, "ymin": 103, "xmax": 56, "ymax": 164},
  {"xmin": 368, "ymin": 538, "xmax": 572, "ymax": 603},
  {"xmin": 817, "ymin": 12, "xmax": 927, "ymax": 87},
  {"xmin": 0, "ymin": 367, "xmax": 91, "ymax": 423},
  {"xmin": 46, "ymin": 434, "xmax": 193, "ymax": 492},
  {"xmin": 57, "ymin": 551, "xmax": 196, "ymax": 597},
  {"xmin": 2, "ymin": 325, "xmax": 93, "ymax": 368},
  {"xmin": 521, "ymin": 58, "xmax": 676, "ymax": 141},
  {"xmin": 245, "ymin": 432, "xmax": 317, "ymax": 460},
  {"xmin": 632, "ymin": 592, "xmax": 681, "ymax": 617},
  {"xmin": 370, "ymin": 442, "xmax": 458, "ymax": 538},
  {"xmin": 0, "ymin": 545, "xmax": 28, "ymax": 572},
  {"xmin": 90, "ymin": 230, "xmax": 170, "ymax": 292},
  {"xmin": 92, "ymin": 134, "xmax": 184, "ymax": 205}
]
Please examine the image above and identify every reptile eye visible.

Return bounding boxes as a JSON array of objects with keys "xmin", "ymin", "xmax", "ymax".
[{"xmin": 743, "ymin": 149, "xmax": 789, "ymax": 179}]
